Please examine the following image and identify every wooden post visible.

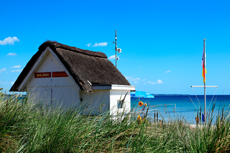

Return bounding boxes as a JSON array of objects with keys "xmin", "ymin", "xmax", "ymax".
[{"xmin": 157, "ymin": 111, "xmax": 158, "ymax": 122}]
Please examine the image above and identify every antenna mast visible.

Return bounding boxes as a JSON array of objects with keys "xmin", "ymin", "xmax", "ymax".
[
  {"xmin": 115, "ymin": 30, "xmax": 117, "ymax": 67},
  {"xmin": 114, "ymin": 30, "xmax": 122, "ymax": 68}
]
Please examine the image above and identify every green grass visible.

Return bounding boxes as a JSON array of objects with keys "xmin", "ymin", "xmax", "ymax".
[{"xmin": 0, "ymin": 93, "xmax": 230, "ymax": 152}]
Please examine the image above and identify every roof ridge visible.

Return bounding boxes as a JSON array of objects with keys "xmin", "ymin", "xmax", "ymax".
[{"xmin": 39, "ymin": 41, "xmax": 107, "ymax": 58}]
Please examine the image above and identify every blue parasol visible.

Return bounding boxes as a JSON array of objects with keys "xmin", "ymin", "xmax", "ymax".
[{"xmin": 130, "ymin": 91, "xmax": 154, "ymax": 98}]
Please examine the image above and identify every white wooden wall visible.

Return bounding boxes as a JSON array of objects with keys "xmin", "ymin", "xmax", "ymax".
[
  {"xmin": 81, "ymin": 90, "xmax": 131, "ymax": 116},
  {"xmin": 109, "ymin": 90, "xmax": 131, "ymax": 116},
  {"xmin": 81, "ymin": 90, "xmax": 110, "ymax": 115},
  {"xmin": 28, "ymin": 52, "xmax": 74, "ymax": 87},
  {"xmin": 27, "ymin": 52, "xmax": 80, "ymax": 109}
]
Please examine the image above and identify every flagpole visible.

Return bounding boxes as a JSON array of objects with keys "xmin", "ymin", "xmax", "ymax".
[
  {"xmin": 192, "ymin": 39, "xmax": 217, "ymax": 124},
  {"xmin": 204, "ymin": 81, "xmax": 206, "ymax": 122},
  {"xmin": 204, "ymin": 39, "xmax": 206, "ymax": 123}
]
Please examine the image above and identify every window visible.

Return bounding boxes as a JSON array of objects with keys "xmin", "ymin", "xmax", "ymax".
[{"xmin": 117, "ymin": 100, "xmax": 123, "ymax": 108}]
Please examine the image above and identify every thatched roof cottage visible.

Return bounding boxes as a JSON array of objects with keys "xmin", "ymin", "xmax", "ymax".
[{"xmin": 10, "ymin": 41, "xmax": 135, "ymax": 115}]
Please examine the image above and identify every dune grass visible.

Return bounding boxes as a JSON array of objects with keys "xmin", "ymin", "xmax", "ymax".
[{"xmin": 0, "ymin": 93, "xmax": 230, "ymax": 152}]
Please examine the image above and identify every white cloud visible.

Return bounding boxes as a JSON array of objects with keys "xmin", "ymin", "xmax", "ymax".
[
  {"xmin": 0, "ymin": 37, "xmax": 19, "ymax": 45},
  {"xmin": 157, "ymin": 79, "xmax": 163, "ymax": 84},
  {"xmin": 11, "ymin": 65, "xmax": 21, "ymax": 68},
  {"xmin": 125, "ymin": 76, "xmax": 140, "ymax": 84},
  {"xmin": 92, "ymin": 42, "xmax": 108, "ymax": 47},
  {"xmin": 108, "ymin": 55, "xmax": 116, "ymax": 60},
  {"xmin": 7, "ymin": 53, "xmax": 17, "ymax": 56},
  {"xmin": 125, "ymin": 76, "xmax": 163, "ymax": 86},
  {"xmin": 11, "ymin": 82, "xmax": 15, "ymax": 85},
  {"xmin": 0, "ymin": 68, "xmax": 7, "ymax": 73},
  {"xmin": 11, "ymin": 69, "xmax": 21, "ymax": 72},
  {"xmin": 165, "ymin": 70, "xmax": 171, "ymax": 73},
  {"xmin": 148, "ymin": 79, "xmax": 163, "ymax": 85},
  {"xmin": 86, "ymin": 43, "xmax": 92, "ymax": 47}
]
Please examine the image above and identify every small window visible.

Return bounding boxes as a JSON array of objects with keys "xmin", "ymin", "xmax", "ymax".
[{"xmin": 117, "ymin": 100, "xmax": 123, "ymax": 108}]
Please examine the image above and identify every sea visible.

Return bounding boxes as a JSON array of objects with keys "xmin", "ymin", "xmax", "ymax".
[{"xmin": 131, "ymin": 95, "xmax": 230, "ymax": 124}]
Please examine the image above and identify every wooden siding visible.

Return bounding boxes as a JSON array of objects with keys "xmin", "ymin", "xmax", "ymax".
[
  {"xmin": 82, "ymin": 90, "xmax": 110, "ymax": 115},
  {"xmin": 28, "ymin": 52, "xmax": 74, "ymax": 87},
  {"xmin": 27, "ymin": 51, "xmax": 81, "ymax": 109},
  {"xmin": 109, "ymin": 90, "xmax": 131, "ymax": 116}
]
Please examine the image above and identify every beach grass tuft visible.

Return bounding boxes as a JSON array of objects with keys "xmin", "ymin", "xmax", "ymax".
[{"xmin": 0, "ymin": 93, "xmax": 230, "ymax": 152}]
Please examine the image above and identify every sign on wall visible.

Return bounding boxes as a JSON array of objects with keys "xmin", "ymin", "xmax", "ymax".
[
  {"xmin": 35, "ymin": 71, "xmax": 68, "ymax": 78},
  {"xmin": 52, "ymin": 71, "xmax": 68, "ymax": 77},
  {"xmin": 35, "ymin": 72, "xmax": 51, "ymax": 78}
]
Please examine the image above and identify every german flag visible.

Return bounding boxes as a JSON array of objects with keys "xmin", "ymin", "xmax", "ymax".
[{"xmin": 202, "ymin": 39, "xmax": 207, "ymax": 83}]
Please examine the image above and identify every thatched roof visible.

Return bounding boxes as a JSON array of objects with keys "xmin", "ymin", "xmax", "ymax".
[{"xmin": 10, "ymin": 41, "xmax": 130, "ymax": 92}]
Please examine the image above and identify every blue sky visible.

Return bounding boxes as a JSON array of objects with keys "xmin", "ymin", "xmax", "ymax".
[{"xmin": 0, "ymin": 0, "xmax": 230, "ymax": 95}]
